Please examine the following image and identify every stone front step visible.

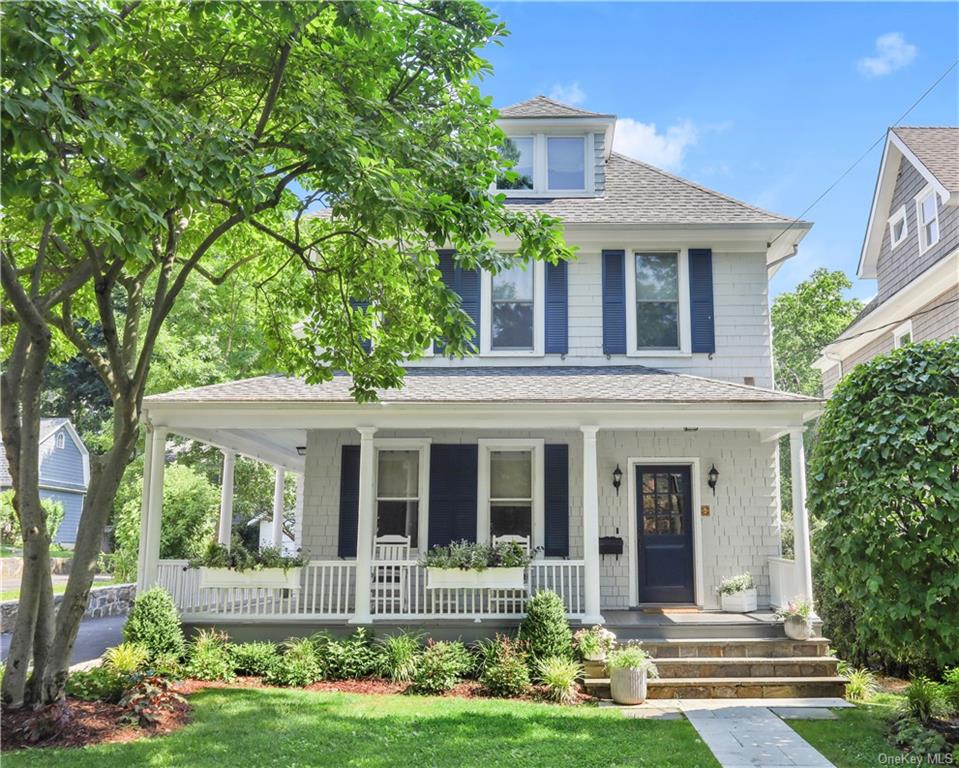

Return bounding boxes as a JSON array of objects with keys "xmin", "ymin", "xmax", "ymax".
[
  {"xmin": 623, "ymin": 637, "xmax": 832, "ymax": 659},
  {"xmin": 584, "ymin": 676, "xmax": 848, "ymax": 700},
  {"xmin": 651, "ymin": 657, "xmax": 839, "ymax": 679}
]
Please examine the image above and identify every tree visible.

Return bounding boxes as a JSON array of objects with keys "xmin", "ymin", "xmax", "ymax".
[
  {"xmin": 809, "ymin": 339, "xmax": 959, "ymax": 673},
  {"xmin": 1, "ymin": 0, "xmax": 572, "ymax": 706}
]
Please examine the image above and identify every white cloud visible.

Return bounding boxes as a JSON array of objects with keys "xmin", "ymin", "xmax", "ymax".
[
  {"xmin": 613, "ymin": 118, "xmax": 698, "ymax": 171},
  {"xmin": 857, "ymin": 33, "xmax": 917, "ymax": 77},
  {"xmin": 548, "ymin": 82, "xmax": 586, "ymax": 106}
]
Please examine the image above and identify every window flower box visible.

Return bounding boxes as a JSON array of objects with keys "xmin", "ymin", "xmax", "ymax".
[
  {"xmin": 198, "ymin": 566, "xmax": 301, "ymax": 590},
  {"xmin": 426, "ymin": 567, "xmax": 526, "ymax": 590}
]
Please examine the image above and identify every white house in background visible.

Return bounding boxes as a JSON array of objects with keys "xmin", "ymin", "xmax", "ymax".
[
  {"xmin": 0, "ymin": 418, "xmax": 90, "ymax": 547},
  {"xmin": 814, "ymin": 127, "xmax": 959, "ymax": 394},
  {"xmin": 136, "ymin": 97, "xmax": 822, "ymax": 649}
]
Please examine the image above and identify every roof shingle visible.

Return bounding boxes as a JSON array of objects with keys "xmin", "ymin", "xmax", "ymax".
[
  {"xmin": 498, "ymin": 95, "xmax": 614, "ymax": 119},
  {"xmin": 892, "ymin": 127, "xmax": 959, "ymax": 193}
]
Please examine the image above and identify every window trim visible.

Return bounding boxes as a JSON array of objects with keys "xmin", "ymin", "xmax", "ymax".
[
  {"xmin": 893, "ymin": 320, "xmax": 913, "ymax": 349},
  {"xmin": 373, "ymin": 438, "xmax": 431, "ymax": 552},
  {"xmin": 55, "ymin": 432, "xmax": 65, "ymax": 449},
  {"xmin": 625, "ymin": 248, "xmax": 692, "ymax": 357},
  {"xmin": 496, "ymin": 132, "xmax": 595, "ymax": 198},
  {"xmin": 476, "ymin": 438, "xmax": 544, "ymax": 553},
  {"xmin": 544, "ymin": 134, "xmax": 589, "ymax": 194},
  {"xmin": 480, "ymin": 260, "xmax": 545, "ymax": 356},
  {"xmin": 887, "ymin": 206, "xmax": 908, "ymax": 249},
  {"xmin": 915, "ymin": 186, "xmax": 941, "ymax": 254}
]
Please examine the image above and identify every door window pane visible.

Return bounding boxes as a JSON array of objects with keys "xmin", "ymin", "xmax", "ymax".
[
  {"xmin": 635, "ymin": 253, "xmax": 680, "ymax": 350},
  {"xmin": 490, "ymin": 450, "xmax": 532, "ymax": 539},
  {"xmin": 376, "ymin": 450, "xmax": 419, "ymax": 544},
  {"xmin": 491, "ymin": 265, "xmax": 534, "ymax": 350},
  {"xmin": 497, "ymin": 137, "xmax": 534, "ymax": 190},
  {"xmin": 547, "ymin": 137, "xmax": 585, "ymax": 190}
]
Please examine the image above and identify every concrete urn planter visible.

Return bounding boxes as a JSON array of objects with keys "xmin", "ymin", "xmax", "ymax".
[
  {"xmin": 720, "ymin": 588, "xmax": 757, "ymax": 613},
  {"xmin": 610, "ymin": 667, "xmax": 648, "ymax": 705},
  {"xmin": 783, "ymin": 615, "xmax": 813, "ymax": 640}
]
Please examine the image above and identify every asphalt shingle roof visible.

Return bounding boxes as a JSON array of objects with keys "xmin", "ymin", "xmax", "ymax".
[
  {"xmin": 145, "ymin": 367, "xmax": 817, "ymax": 406},
  {"xmin": 892, "ymin": 127, "xmax": 959, "ymax": 193},
  {"xmin": 498, "ymin": 96, "xmax": 614, "ymax": 119}
]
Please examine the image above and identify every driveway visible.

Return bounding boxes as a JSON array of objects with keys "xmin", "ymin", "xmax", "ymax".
[{"xmin": 1, "ymin": 614, "xmax": 125, "ymax": 666}]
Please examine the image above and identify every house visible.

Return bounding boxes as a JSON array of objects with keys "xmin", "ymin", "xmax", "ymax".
[
  {"xmin": 814, "ymin": 127, "xmax": 959, "ymax": 394},
  {"xmin": 0, "ymin": 418, "xmax": 90, "ymax": 547},
  {"xmin": 138, "ymin": 97, "xmax": 825, "ymax": 661}
]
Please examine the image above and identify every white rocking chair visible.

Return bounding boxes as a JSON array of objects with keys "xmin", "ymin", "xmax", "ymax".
[{"xmin": 372, "ymin": 535, "xmax": 411, "ymax": 615}]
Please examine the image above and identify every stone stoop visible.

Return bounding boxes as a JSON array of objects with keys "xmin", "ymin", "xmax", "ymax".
[{"xmin": 583, "ymin": 637, "xmax": 847, "ymax": 701}]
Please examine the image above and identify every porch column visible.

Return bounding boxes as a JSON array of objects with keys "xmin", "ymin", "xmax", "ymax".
[
  {"xmin": 789, "ymin": 427, "xmax": 814, "ymax": 607},
  {"xmin": 293, "ymin": 473, "xmax": 305, "ymax": 548},
  {"xmin": 350, "ymin": 427, "xmax": 377, "ymax": 623},
  {"xmin": 581, "ymin": 426, "xmax": 604, "ymax": 624},
  {"xmin": 217, "ymin": 449, "xmax": 235, "ymax": 548},
  {"xmin": 141, "ymin": 426, "xmax": 167, "ymax": 590},
  {"xmin": 271, "ymin": 466, "xmax": 286, "ymax": 548},
  {"xmin": 136, "ymin": 424, "xmax": 155, "ymax": 593}
]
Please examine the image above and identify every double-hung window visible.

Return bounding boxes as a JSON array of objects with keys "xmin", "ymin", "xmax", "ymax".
[
  {"xmin": 489, "ymin": 450, "xmax": 533, "ymax": 539},
  {"xmin": 491, "ymin": 264, "xmax": 535, "ymax": 350},
  {"xmin": 916, "ymin": 188, "xmax": 940, "ymax": 253},
  {"xmin": 634, "ymin": 252, "xmax": 681, "ymax": 350},
  {"xmin": 375, "ymin": 449, "xmax": 421, "ymax": 546}
]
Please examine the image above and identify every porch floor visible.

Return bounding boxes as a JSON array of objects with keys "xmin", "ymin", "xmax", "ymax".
[{"xmin": 603, "ymin": 610, "xmax": 800, "ymax": 640}]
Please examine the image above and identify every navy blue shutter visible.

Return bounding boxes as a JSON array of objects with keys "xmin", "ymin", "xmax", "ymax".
[
  {"xmin": 544, "ymin": 444, "xmax": 569, "ymax": 557},
  {"xmin": 428, "ymin": 444, "xmax": 478, "ymax": 549},
  {"xmin": 688, "ymin": 249, "xmax": 715, "ymax": 354},
  {"xmin": 337, "ymin": 445, "xmax": 360, "ymax": 558},
  {"xmin": 436, "ymin": 250, "xmax": 480, "ymax": 353},
  {"xmin": 602, "ymin": 250, "xmax": 627, "ymax": 355},
  {"xmin": 544, "ymin": 261, "xmax": 568, "ymax": 354}
]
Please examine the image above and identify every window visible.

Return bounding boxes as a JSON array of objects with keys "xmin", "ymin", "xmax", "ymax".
[
  {"xmin": 888, "ymin": 206, "xmax": 908, "ymax": 249},
  {"xmin": 489, "ymin": 450, "xmax": 533, "ymax": 539},
  {"xmin": 375, "ymin": 449, "xmax": 420, "ymax": 545},
  {"xmin": 547, "ymin": 136, "xmax": 585, "ymax": 190},
  {"xmin": 55, "ymin": 432, "xmax": 65, "ymax": 449},
  {"xmin": 496, "ymin": 137, "xmax": 534, "ymax": 190},
  {"xmin": 916, "ymin": 188, "xmax": 940, "ymax": 252},
  {"xmin": 893, "ymin": 320, "xmax": 913, "ymax": 349},
  {"xmin": 491, "ymin": 264, "xmax": 534, "ymax": 350},
  {"xmin": 635, "ymin": 252, "xmax": 680, "ymax": 350}
]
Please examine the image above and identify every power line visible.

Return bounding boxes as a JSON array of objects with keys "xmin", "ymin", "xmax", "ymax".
[
  {"xmin": 769, "ymin": 57, "xmax": 959, "ymax": 247},
  {"xmin": 829, "ymin": 295, "xmax": 959, "ymax": 347}
]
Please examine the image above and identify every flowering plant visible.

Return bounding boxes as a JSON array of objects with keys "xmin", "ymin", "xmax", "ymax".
[
  {"xmin": 573, "ymin": 625, "xmax": 616, "ymax": 658},
  {"xmin": 776, "ymin": 599, "xmax": 812, "ymax": 620}
]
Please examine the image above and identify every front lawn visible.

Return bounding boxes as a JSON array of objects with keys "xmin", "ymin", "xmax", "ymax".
[{"xmin": 4, "ymin": 687, "xmax": 721, "ymax": 767}]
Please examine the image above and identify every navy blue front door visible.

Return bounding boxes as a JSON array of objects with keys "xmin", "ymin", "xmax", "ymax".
[{"xmin": 636, "ymin": 465, "xmax": 694, "ymax": 603}]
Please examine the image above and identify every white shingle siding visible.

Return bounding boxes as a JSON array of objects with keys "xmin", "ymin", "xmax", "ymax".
[
  {"xmin": 300, "ymin": 427, "xmax": 781, "ymax": 611},
  {"xmin": 593, "ymin": 132, "xmax": 606, "ymax": 195}
]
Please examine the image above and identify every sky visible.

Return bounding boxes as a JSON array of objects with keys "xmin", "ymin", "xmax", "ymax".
[{"xmin": 480, "ymin": 1, "xmax": 959, "ymax": 300}]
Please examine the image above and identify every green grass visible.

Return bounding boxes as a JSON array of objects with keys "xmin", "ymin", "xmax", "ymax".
[
  {"xmin": 0, "ymin": 545, "xmax": 73, "ymax": 558},
  {"xmin": 0, "ymin": 578, "xmax": 119, "ymax": 602},
  {"xmin": 790, "ymin": 693, "xmax": 905, "ymax": 768},
  {"xmin": 4, "ymin": 688, "xmax": 721, "ymax": 768}
]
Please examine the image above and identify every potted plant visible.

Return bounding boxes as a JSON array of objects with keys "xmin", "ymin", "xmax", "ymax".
[
  {"xmin": 717, "ymin": 572, "xmax": 757, "ymax": 612},
  {"xmin": 423, "ymin": 540, "xmax": 535, "ymax": 590},
  {"xmin": 190, "ymin": 540, "xmax": 305, "ymax": 590},
  {"xmin": 574, "ymin": 625, "xmax": 617, "ymax": 662},
  {"xmin": 607, "ymin": 645, "xmax": 659, "ymax": 705},
  {"xmin": 777, "ymin": 599, "xmax": 814, "ymax": 640}
]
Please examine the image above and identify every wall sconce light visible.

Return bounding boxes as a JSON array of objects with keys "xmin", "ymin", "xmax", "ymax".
[
  {"xmin": 296, "ymin": 446, "xmax": 307, "ymax": 456},
  {"xmin": 707, "ymin": 464, "xmax": 719, "ymax": 495},
  {"xmin": 612, "ymin": 464, "xmax": 623, "ymax": 495}
]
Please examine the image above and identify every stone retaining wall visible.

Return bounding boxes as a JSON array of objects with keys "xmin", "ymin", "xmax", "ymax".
[
  {"xmin": 1, "ymin": 556, "xmax": 72, "ymax": 582},
  {"xmin": 0, "ymin": 582, "xmax": 134, "ymax": 633}
]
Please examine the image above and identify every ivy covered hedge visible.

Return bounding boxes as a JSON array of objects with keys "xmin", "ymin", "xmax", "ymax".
[{"xmin": 809, "ymin": 339, "xmax": 959, "ymax": 674}]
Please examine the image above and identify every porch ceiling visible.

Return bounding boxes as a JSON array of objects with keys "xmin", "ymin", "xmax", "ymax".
[{"xmin": 171, "ymin": 426, "xmax": 306, "ymax": 473}]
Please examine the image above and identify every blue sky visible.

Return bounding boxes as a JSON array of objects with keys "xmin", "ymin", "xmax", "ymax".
[{"xmin": 480, "ymin": 1, "xmax": 959, "ymax": 300}]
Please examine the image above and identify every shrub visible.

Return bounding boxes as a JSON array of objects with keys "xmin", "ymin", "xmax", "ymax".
[
  {"xmin": 810, "ymin": 339, "xmax": 959, "ymax": 673},
  {"xmin": 904, "ymin": 677, "xmax": 953, "ymax": 724},
  {"xmin": 312, "ymin": 628, "xmax": 381, "ymax": 680},
  {"xmin": 943, "ymin": 667, "xmax": 959, "ymax": 711},
  {"xmin": 119, "ymin": 675, "xmax": 187, "ymax": 727},
  {"xmin": 837, "ymin": 664, "xmax": 877, "ymax": 703},
  {"xmin": 186, "ymin": 629, "xmax": 235, "ymax": 681},
  {"xmin": 231, "ymin": 641, "xmax": 280, "ymax": 677},
  {"xmin": 537, "ymin": 656, "xmax": 582, "ymax": 704},
  {"xmin": 408, "ymin": 640, "xmax": 472, "ymax": 695},
  {"xmin": 123, "ymin": 587, "xmax": 186, "ymax": 661},
  {"xmin": 891, "ymin": 715, "xmax": 949, "ymax": 758},
  {"xmin": 148, "ymin": 652, "xmax": 184, "ymax": 679},
  {"xmin": 0, "ymin": 491, "xmax": 63, "ymax": 546},
  {"xmin": 607, "ymin": 645, "xmax": 659, "ymax": 678},
  {"xmin": 264, "ymin": 638, "xmax": 322, "ymax": 687},
  {"xmin": 103, "ymin": 643, "xmax": 149, "ymax": 676},
  {"xmin": 66, "ymin": 666, "xmax": 128, "ymax": 703},
  {"xmin": 519, "ymin": 590, "xmax": 572, "ymax": 661},
  {"xmin": 376, "ymin": 632, "xmax": 422, "ymax": 682},
  {"xmin": 480, "ymin": 636, "xmax": 530, "ymax": 697}
]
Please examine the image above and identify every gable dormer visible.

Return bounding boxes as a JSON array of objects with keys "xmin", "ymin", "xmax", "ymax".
[{"xmin": 495, "ymin": 96, "xmax": 615, "ymax": 198}]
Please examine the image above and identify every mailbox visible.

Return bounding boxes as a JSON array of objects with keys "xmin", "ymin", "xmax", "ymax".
[{"xmin": 598, "ymin": 536, "xmax": 624, "ymax": 556}]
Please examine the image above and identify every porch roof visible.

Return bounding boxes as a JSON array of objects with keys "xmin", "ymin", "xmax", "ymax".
[{"xmin": 145, "ymin": 366, "xmax": 818, "ymax": 406}]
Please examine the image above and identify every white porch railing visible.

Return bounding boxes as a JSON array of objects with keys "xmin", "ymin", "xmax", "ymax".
[
  {"xmin": 768, "ymin": 556, "xmax": 800, "ymax": 609},
  {"xmin": 156, "ymin": 559, "xmax": 584, "ymax": 620}
]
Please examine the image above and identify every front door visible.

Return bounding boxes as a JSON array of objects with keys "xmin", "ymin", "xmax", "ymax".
[{"xmin": 636, "ymin": 465, "xmax": 694, "ymax": 603}]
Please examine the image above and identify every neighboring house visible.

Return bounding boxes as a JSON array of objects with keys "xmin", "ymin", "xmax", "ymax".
[
  {"xmin": 814, "ymin": 127, "xmax": 959, "ymax": 395},
  {"xmin": 0, "ymin": 418, "xmax": 90, "ymax": 547},
  {"xmin": 138, "ymin": 97, "xmax": 821, "ymax": 642}
]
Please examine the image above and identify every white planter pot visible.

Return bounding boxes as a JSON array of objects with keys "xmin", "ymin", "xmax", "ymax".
[
  {"xmin": 783, "ymin": 615, "xmax": 813, "ymax": 640},
  {"xmin": 198, "ymin": 567, "xmax": 301, "ymax": 590},
  {"xmin": 583, "ymin": 650, "xmax": 607, "ymax": 662},
  {"xmin": 426, "ymin": 567, "xmax": 525, "ymax": 590},
  {"xmin": 610, "ymin": 667, "xmax": 648, "ymax": 705},
  {"xmin": 720, "ymin": 588, "xmax": 757, "ymax": 613}
]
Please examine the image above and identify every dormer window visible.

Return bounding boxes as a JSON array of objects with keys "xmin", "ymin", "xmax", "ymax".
[
  {"xmin": 496, "ymin": 134, "xmax": 592, "ymax": 195},
  {"xmin": 497, "ymin": 137, "xmax": 534, "ymax": 190},
  {"xmin": 547, "ymin": 137, "xmax": 585, "ymax": 190}
]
